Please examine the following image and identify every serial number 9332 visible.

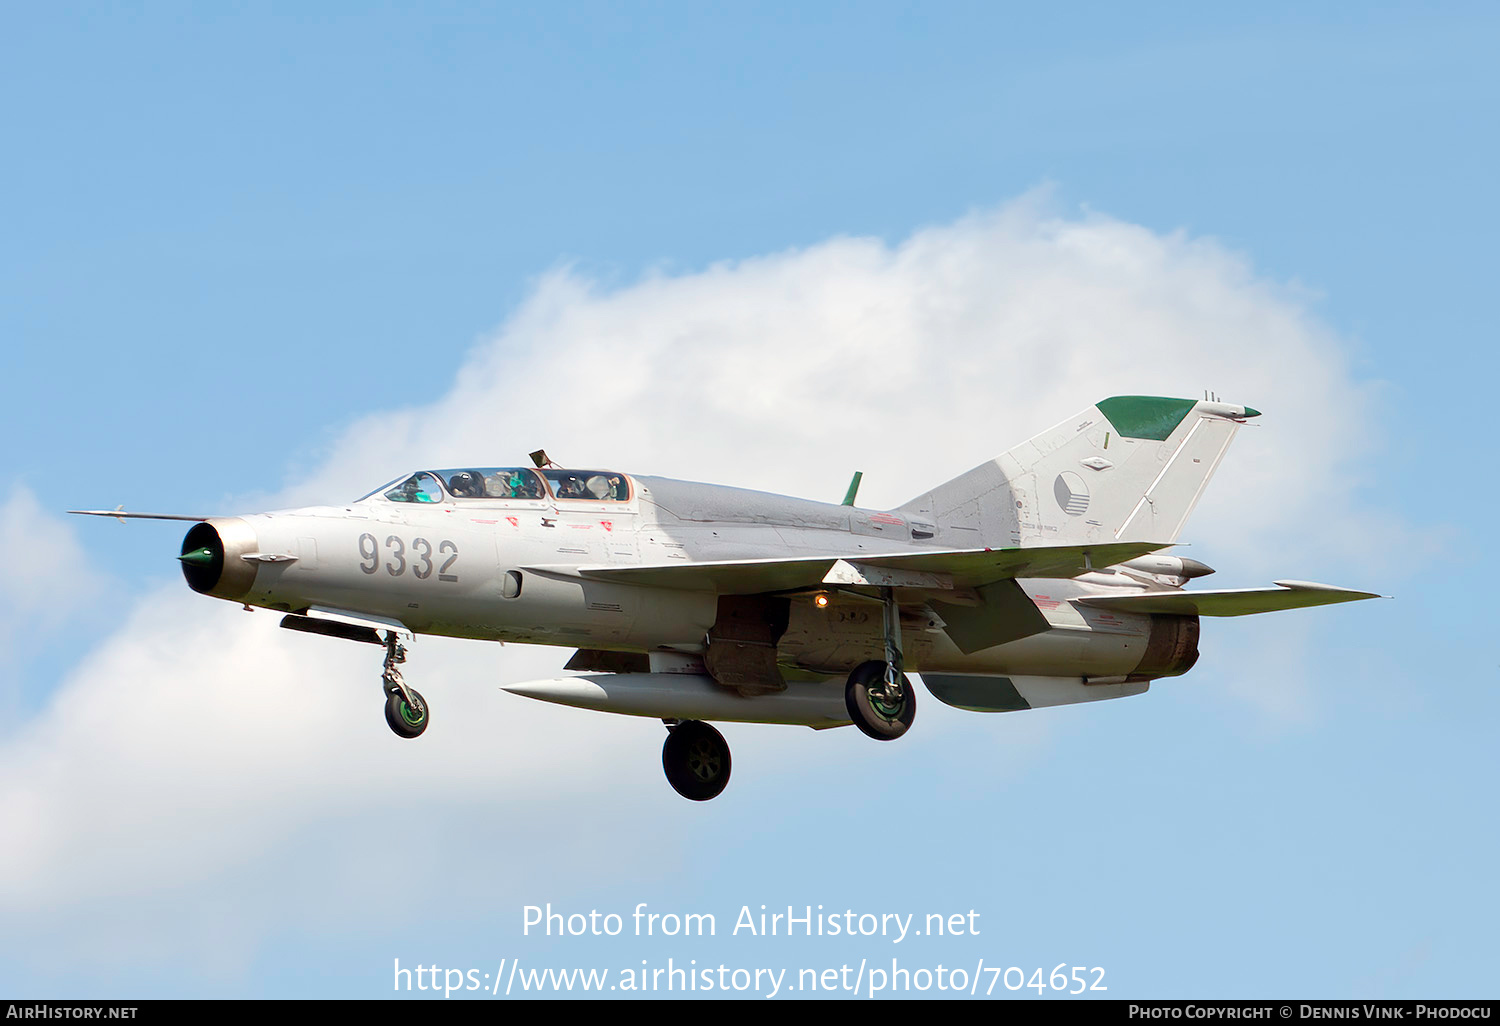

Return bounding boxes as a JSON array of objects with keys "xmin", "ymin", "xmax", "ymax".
[{"xmin": 357, "ymin": 533, "xmax": 459, "ymax": 582}]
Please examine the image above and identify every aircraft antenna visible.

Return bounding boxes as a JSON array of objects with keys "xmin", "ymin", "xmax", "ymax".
[{"xmin": 841, "ymin": 471, "xmax": 864, "ymax": 507}]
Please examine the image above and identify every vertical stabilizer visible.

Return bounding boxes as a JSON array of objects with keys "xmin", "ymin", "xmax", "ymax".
[{"xmin": 898, "ymin": 397, "xmax": 1259, "ymax": 548}]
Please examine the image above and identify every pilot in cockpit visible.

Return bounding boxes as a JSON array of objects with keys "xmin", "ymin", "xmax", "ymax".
[
  {"xmin": 396, "ymin": 475, "xmax": 436, "ymax": 503},
  {"xmin": 479, "ymin": 469, "xmax": 544, "ymax": 500},
  {"xmin": 448, "ymin": 471, "xmax": 484, "ymax": 498}
]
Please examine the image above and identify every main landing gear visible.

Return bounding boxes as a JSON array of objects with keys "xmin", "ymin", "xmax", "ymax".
[
  {"xmin": 843, "ymin": 586, "xmax": 916, "ymax": 740},
  {"xmin": 657, "ymin": 587, "xmax": 913, "ymax": 800},
  {"xmin": 845, "ymin": 662, "xmax": 916, "ymax": 740},
  {"xmin": 661, "ymin": 719, "xmax": 732, "ymax": 801},
  {"xmin": 380, "ymin": 632, "xmax": 429, "ymax": 739}
]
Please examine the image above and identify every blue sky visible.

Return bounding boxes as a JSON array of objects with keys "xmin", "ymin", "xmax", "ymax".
[{"xmin": 1, "ymin": 2, "xmax": 1494, "ymax": 999}]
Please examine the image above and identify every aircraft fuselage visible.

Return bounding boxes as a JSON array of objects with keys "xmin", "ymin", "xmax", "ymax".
[{"xmin": 182, "ymin": 473, "xmax": 1195, "ymax": 686}]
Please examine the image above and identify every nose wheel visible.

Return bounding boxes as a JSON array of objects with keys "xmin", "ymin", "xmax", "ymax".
[
  {"xmin": 384, "ymin": 688, "xmax": 429, "ymax": 738},
  {"xmin": 662, "ymin": 720, "xmax": 731, "ymax": 801},
  {"xmin": 380, "ymin": 632, "xmax": 429, "ymax": 739}
]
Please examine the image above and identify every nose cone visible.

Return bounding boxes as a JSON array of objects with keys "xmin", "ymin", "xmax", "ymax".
[
  {"xmin": 179, "ymin": 546, "xmax": 215, "ymax": 567},
  {"xmin": 179, "ymin": 518, "xmax": 260, "ymax": 600}
]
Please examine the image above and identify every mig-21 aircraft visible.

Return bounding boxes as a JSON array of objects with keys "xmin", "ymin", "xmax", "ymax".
[{"xmin": 73, "ymin": 395, "xmax": 1377, "ymax": 801}]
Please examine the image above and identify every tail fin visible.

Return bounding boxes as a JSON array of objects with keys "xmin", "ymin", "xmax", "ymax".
[{"xmin": 898, "ymin": 396, "xmax": 1259, "ymax": 548}]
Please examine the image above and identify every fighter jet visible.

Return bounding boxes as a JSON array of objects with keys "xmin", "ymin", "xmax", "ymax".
[{"xmin": 73, "ymin": 395, "xmax": 1377, "ymax": 801}]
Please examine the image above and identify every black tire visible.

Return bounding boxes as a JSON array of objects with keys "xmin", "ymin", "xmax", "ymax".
[
  {"xmin": 845, "ymin": 660, "xmax": 915, "ymax": 741},
  {"xmin": 662, "ymin": 720, "xmax": 732, "ymax": 801},
  {"xmin": 384, "ymin": 688, "xmax": 429, "ymax": 739}
]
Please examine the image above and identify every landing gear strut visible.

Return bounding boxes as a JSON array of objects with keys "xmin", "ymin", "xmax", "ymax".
[
  {"xmin": 844, "ymin": 587, "xmax": 916, "ymax": 740},
  {"xmin": 381, "ymin": 632, "xmax": 428, "ymax": 739},
  {"xmin": 661, "ymin": 720, "xmax": 731, "ymax": 801}
]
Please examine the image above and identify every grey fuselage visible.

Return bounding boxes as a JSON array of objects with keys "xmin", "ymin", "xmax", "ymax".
[{"xmin": 184, "ymin": 472, "xmax": 1198, "ymax": 685}]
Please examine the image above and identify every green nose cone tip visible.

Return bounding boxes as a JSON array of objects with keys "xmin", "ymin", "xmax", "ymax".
[{"xmin": 179, "ymin": 547, "xmax": 215, "ymax": 567}]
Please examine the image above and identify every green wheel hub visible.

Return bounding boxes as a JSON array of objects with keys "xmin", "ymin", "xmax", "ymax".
[
  {"xmin": 845, "ymin": 660, "xmax": 916, "ymax": 741},
  {"xmin": 384, "ymin": 688, "xmax": 430, "ymax": 739},
  {"xmin": 867, "ymin": 687, "xmax": 906, "ymax": 721}
]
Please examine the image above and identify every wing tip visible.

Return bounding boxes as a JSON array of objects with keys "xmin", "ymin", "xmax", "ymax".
[{"xmin": 1271, "ymin": 580, "xmax": 1383, "ymax": 600}]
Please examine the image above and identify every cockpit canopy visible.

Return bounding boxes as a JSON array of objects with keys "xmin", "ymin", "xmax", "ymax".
[{"xmin": 360, "ymin": 467, "xmax": 632, "ymax": 504}]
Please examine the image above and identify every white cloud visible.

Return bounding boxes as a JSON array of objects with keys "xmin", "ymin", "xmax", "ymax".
[
  {"xmin": 282, "ymin": 196, "xmax": 1385, "ymax": 578},
  {"xmin": 0, "ymin": 486, "xmax": 111, "ymax": 649},
  {"xmin": 0, "ymin": 194, "xmax": 1397, "ymax": 980}
]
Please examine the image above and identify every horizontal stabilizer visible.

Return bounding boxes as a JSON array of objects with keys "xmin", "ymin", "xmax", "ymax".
[
  {"xmin": 527, "ymin": 540, "xmax": 1172, "ymax": 594},
  {"xmin": 1076, "ymin": 580, "xmax": 1381, "ymax": 617}
]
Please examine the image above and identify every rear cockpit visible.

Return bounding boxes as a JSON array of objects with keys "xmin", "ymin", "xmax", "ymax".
[{"xmin": 359, "ymin": 468, "xmax": 632, "ymax": 505}]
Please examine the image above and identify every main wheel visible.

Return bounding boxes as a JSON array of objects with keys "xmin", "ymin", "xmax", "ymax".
[
  {"xmin": 845, "ymin": 660, "xmax": 915, "ymax": 740},
  {"xmin": 384, "ymin": 688, "xmax": 429, "ymax": 739},
  {"xmin": 662, "ymin": 720, "xmax": 731, "ymax": 801}
]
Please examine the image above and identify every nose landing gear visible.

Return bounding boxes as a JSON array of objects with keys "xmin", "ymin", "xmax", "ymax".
[{"xmin": 380, "ymin": 632, "xmax": 428, "ymax": 739}]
